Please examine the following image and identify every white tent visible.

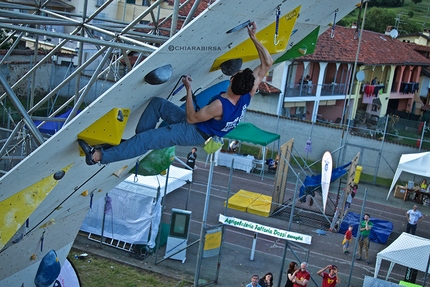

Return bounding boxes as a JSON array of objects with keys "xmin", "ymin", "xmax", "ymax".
[
  {"xmin": 374, "ymin": 232, "xmax": 430, "ymax": 280},
  {"xmin": 386, "ymin": 151, "xmax": 430, "ymax": 200},
  {"xmin": 81, "ymin": 165, "xmax": 192, "ymax": 248}
]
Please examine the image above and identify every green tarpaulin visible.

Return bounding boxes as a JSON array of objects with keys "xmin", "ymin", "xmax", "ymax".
[
  {"xmin": 224, "ymin": 123, "xmax": 280, "ymax": 146},
  {"xmin": 224, "ymin": 123, "xmax": 280, "ymax": 178}
]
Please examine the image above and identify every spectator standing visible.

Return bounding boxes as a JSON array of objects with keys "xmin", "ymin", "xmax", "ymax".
[
  {"xmin": 357, "ymin": 213, "xmax": 373, "ymax": 264},
  {"xmin": 420, "ymin": 179, "xmax": 428, "ymax": 190},
  {"xmin": 342, "ymin": 225, "xmax": 353, "ymax": 254},
  {"xmin": 405, "ymin": 205, "xmax": 423, "ymax": 235},
  {"xmin": 246, "ymin": 275, "xmax": 262, "ymax": 287},
  {"xmin": 317, "ymin": 265, "xmax": 340, "ymax": 287},
  {"xmin": 186, "ymin": 147, "xmax": 197, "ymax": 169},
  {"xmin": 258, "ymin": 272, "xmax": 273, "ymax": 287},
  {"xmin": 292, "ymin": 262, "xmax": 310, "ymax": 287},
  {"xmin": 284, "ymin": 261, "xmax": 298, "ymax": 287}
]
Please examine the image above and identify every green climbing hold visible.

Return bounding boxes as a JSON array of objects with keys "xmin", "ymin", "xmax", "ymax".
[{"xmin": 132, "ymin": 147, "xmax": 175, "ymax": 176}]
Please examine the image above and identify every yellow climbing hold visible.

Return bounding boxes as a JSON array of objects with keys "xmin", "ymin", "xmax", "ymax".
[{"xmin": 210, "ymin": 6, "xmax": 300, "ymax": 72}]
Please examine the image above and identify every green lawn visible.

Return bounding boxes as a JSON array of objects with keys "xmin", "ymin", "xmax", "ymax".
[{"xmin": 68, "ymin": 248, "xmax": 190, "ymax": 287}]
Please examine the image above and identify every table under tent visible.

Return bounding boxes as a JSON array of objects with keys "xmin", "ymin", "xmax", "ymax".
[
  {"xmin": 221, "ymin": 122, "xmax": 280, "ymax": 178},
  {"xmin": 386, "ymin": 151, "xmax": 430, "ymax": 201}
]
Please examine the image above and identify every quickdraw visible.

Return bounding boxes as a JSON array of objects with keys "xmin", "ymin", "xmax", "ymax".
[
  {"xmin": 40, "ymin": 231, "xmax": 45, "ymax": 252},
  {"xmin": 90, "ymin": 190, "xmax": 94, "ymax": 209},
  {"xmin": 166, "ymin": 75, "xmax": 187, "ymax": 101},
  {"xmin": 134, "ymin": 160, "xmax": 139, "ymax": 182},
  {"xmin": 274, "ymin": 6, "xmax": 281, "ymax": 45},
  {"xmin": 167, "ymin": 75, "xmax": 200, "ymax": 111},
  {"xmin": 331, "ymin": 9, "xmax": 339, "ymax": 38}
]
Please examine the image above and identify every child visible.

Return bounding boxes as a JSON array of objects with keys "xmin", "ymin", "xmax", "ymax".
[
  {"xmin": 352, "ymin": 184, "xmax": 358, "ymax": 198},
  {"xmin": 342, "ymin": 225, "xmax": 353, "ymax": 254}
]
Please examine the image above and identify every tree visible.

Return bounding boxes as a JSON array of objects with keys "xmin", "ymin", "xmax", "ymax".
[
  {"xmin": 401, "ymin": 20, "xmax": 423, "ymax": 34},
  {"xmin": 411, "ymin": 0, "xmax": 423, "ymax": 4},
  {"xmin": 370, "ymin": 0, "xmax": 404, "ymax": 7},
  {"xmin": 364, "ymin": 8, "xmax": 397, "ymax": 33},
  {"xmin": 0, "ymin": 29, "xmax": 12, "ymax": 49}
]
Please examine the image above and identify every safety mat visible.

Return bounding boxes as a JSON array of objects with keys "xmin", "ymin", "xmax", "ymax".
[
  {"xmin": 247, "ymin": 194, "xmax": 272, "ymax": 217},
  {"xmin": 224, "ymin": 189, "xmax": 261, "ymax": 212}
]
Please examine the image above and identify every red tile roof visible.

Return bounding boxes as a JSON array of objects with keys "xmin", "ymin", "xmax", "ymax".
[
  {"xmin": 298, "ymin": 26, "xmax": 430, "ymax": 66},
  {"xmin": 165, "ymin": 0, "xmax": 210, "ymax": 16},
  {"xmin": 407, "ymin": 42, "xmax": 430, "ymax": 54},
  {"xmin": 258, "ymin": 82, "xmax": 281, "ymax": 94},
  {"xmin": 156, "ymin": 0, "xmax": 211, "ymax": 35}
]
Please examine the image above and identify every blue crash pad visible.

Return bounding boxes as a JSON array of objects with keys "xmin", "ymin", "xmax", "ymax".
[
  {"xmin": 299, "ymin": 162, "xmax": 351, "ymax": 200},
  {"xmin": 33, "ymin": 109, "xmax": 81, "ymax": 135},
  {"xmin": 339, "ymin": 212, "xmax": 393, "ymax": 244}
]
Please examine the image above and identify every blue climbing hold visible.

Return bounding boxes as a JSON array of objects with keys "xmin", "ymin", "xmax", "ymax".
[{"xmin": 34, "ymin": 250, "xmax": 61, "ymax": 287}]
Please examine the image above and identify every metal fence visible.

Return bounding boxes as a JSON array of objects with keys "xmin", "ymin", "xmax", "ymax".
[{"xmin": 146, "ymin": 147, "xmax": 430, "ymax": 287}]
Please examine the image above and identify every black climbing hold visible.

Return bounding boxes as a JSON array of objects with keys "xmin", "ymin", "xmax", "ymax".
[
  {"xmin": 117, "ymin": 109, "xmax": 124, "ymax": 122},
  {"xmin": 53, "ymin": 170, "xmax": 65, "ymax": 180},
  {"xmin": 220, "ymin": 58, "xmax": 243, "ymax": 76},
  {"xmin": 144, "ymin": 64, "xmax": 173, "ymax": 85},
  {"xmin": 226, "ymin": 20, "xmax": 251, "ymax": 34}
]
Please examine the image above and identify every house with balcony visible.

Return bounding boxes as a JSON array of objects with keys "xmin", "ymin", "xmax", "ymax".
[
  {"xmin": 397, "ymin": 32, "xmax": 430, "ymax": 123},
  {"xmin": 262, "ymin": 26, "xmax": 430, "ymax": 126}
]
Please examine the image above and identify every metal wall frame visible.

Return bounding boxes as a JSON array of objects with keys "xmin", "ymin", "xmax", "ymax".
[{"xmin": 0, "ymin": 0, "xmax": 204, "ymax": 175}]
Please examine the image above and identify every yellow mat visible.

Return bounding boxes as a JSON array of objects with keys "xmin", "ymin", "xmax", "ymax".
[
  {"xmin": 224, "ymin": 189, "xmax": 261, "ymax": 212},
  {"xmin": 247, "ymin": 194, "xmax": 272, "ymax": 217}
]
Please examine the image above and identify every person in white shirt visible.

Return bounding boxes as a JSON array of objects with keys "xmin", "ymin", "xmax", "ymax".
[
  {"xmin": 246, "ymin": 274, "xmax": 262, "ymax": 287},
  {"xmin": 229, "ymin": 140, "xmax": 239, "ymax": 153},
  {"xmin": 405, "ymin": 205, "xmax": 423, "ymax": 235}
]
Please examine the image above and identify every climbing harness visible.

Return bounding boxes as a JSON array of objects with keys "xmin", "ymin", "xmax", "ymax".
[
  {"xmin": 330, "ymin": 9, "xmax": 339, "ymax": 38},
  {"xmin": 274, "ymin": 6, "xmax": 281, "ymax": 45}
]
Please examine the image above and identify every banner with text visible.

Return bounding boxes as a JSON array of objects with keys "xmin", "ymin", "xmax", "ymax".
[{"xmin": 219, "ymin": 214, "xmax": 312, "ymax": 244}]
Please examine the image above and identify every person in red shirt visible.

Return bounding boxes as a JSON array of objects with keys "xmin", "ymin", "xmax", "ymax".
[
  {"xmin": 342, "ymin": 225, "xmax": 353, "ymax": 254},
  {"xmin": 292, "ymin": 262, "xmax": 310, "ymax": 287},
  {"xmin": 317, "ymin": 265, "xmax": 340, "ymax": 287}
]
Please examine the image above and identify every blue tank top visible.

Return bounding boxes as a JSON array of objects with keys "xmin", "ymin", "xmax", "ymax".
[{"xmin": 196, "ymin": 92, "xmax": 251, "ymax": 137}]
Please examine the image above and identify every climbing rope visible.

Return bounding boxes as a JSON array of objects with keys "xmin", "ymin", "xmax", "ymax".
[
  {"xmin": 192, "ymin": 88, "xmax": 202, "ymax": 111},
  {"xmin": 330, "ymin": 9, "xmax": 339, "ymax": 38},
  {"xmin": 274, "ymin": 6, "xmax": 281, "ymax": 45}
]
